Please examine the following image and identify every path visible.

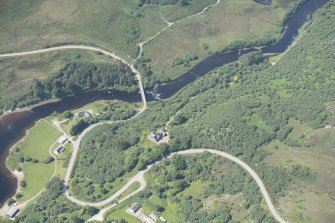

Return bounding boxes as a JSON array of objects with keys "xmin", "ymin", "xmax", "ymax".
[
  {"xmin": 0, "ymin": 44, "xmax": 147, "ymax": 215},
  {"xmin": 87, "ymin": 148, "xmax": 287, "ymax": 223},
  {"xmin": 136, "ymin": 0, "xmax": 221, "ymax": 60},
  {"xmin": 0, "ymin": 6, "xmax": 288, "ymax": 221}
]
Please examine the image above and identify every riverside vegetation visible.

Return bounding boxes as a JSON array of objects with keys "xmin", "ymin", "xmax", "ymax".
[
  {"xmin": 1, "ymin": 0, "xmax": 334, "ymax": 223},
  {"xmin": 0, "ymin": 0, "xmax": 303, "ymax": 92},
  {"xmin": 7, "ymin": 1, "xmax": 335, "ymax": 222}
]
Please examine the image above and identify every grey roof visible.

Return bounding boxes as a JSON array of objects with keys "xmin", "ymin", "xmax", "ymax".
[
  {"xmin": 131, "ymin": 203, "xmax": 141, "ymax": 212},
  {"xmin": 6, "ymin": 207, "xmax": 19, "ymax": 218}
]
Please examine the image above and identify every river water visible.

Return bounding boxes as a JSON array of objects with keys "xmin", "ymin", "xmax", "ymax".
[{"xmin": 0, "ymin": 0, "xmax": 329, "ymax": 208}]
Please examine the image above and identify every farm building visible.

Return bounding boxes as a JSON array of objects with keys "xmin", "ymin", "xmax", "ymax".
[
  {"xmin": 57, "ymin": 135, "xmax": 68, "ymax": 144},
  {"xmin": 131, "ymin": 203, "xmax": 141, "ymax": 213},
  {"xmin": 6, "ymin": 206, "xmax": 19, "ymax": 218}
]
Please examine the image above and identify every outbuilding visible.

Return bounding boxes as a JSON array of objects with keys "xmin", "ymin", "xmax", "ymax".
[
  {"xmin": 55, "ymin": 146, "xmax": 65, "ymax": 155},
  {"xmin": 149, "ymin": 213, "xmax": 158, "ymax": 222},
  {"xmin": 6, "ymin": 206, "xmax": 19, "ymax": 218},
  {"xmin": 57, "ymin": 135, "xmax": 68, "ymax": 144},
  {"xmin": 131, "ymin": 203, "xmax": 141, "ymax": 213},
  {"xmin": 159, "ymin": 216, "xmax": 167, "ymax": 223}
]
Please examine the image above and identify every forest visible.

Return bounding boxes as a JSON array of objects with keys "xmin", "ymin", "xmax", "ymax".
[
  {"xmin": 143, "ymin": 153, "xmax": 274, "ymax": 222},
  {"xmin": 0, "ymin": 61, "xmax": 137, "ymax": 112},
  {"xmin": 69, "ymin": 0, "xmax": 334, "ymax": 209},
  {"xmin": 13, "ymin": 177, "xmax": 98, "ymax": 223},
  {"xmin": 4, "ymin": 1, "xmax": 335, "ymax": 223},
  {"xmin": 70, "ymin": 123, "xmax": 167, "ymax": 201}
]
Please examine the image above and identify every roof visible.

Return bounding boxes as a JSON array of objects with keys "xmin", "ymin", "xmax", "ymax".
[
  {"xmin": 160, "ymin": 216, "xmax": 167, "ymax": 222},
  {"xmin": 57, "ymin": 135, "xmax": 68, "ymax": 144},
  {"xmin": 56, "ymin": 146, "xmax": 65, "ymax": 153},
  {"xmin": 131, "ymin": 203, "xmax": 141, "ymax": 212},
  {"xmin": 149, "ymin": 213, "xmax": 158, "ymax": 222},
  {"xmin": 6, "ymin": 207, "xmax": 19, "ymax": 218}
]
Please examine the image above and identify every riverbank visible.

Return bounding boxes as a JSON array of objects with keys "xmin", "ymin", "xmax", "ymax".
[
  {"xmin": 0, "ymin": 0, "xmax": 330, "ymax": 215},
  {"xmin": 0, "ymin": 98, "xmax": 60, "ymax": 122}
]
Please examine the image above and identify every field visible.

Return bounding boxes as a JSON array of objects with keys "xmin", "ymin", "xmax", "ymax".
[
  {"xmin": 104, "ymin": 200, "xmax": 141, "ymax": 223},
  {"xmin": 0, "ymin": 0, "xmax": 167, "ymax": 58},
  {"xmin": 0, "ymin": 49, "xmax": 120, "ymax": 111},
  {"xmin": 264, "ymin": 127, "xmax": 335, "ymax": 223},
  {"xmin": 142, "ymin": 0, "xmax": 301, "ymax": 82},
  {"xmin": 6, "ymin": 120, "xmax": 60, "ymax": 202},
  {"xmin": 0, "ymin": 0, "xmax": 302, "ymax": 87}
]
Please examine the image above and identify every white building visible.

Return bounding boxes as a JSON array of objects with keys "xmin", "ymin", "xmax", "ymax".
[
  {"xmin": 6, "ymin": 206, "xmax": 19, "ymax": 218},
  {"xmin": 57, "ymin": 135, "xmax": 68, "ymax": 144},
  {"xmin": 74, "ymin": 110, "xmax": 91, "ymax": 119}
]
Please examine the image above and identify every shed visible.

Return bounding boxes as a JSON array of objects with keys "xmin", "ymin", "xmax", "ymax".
[
  {"xmin": 160, "ymin": 216, "xmax": 167, "ymax": 223},
  {"xmin": 57, "ymin": 135, "xmax": 68, "ymax": 144},
  {"xmin": 131, "ymin": 203, "xmax": 141, "ymax": 213},
  {"xmin": 6, "ymin": 207, "xmax": 19, "ymax": 218},
  {"xmin": 55, "ymin": 146, "xmax": 65, "ymax": 154},
  {"xmin": 149, "ymin": 213, "xmax": 158, "ymax": 222}
]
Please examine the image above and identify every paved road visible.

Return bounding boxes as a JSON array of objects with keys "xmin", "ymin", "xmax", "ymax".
[
  {"xmin": 0, "ymin": 11, "xmax": 287, "ymax": 222},
  {"xmin": 0, "ymin": 45, "xmax": 147, "ymax": 111},
  {"xmin": 88, "ymin": 149, "xmax": 288, "ymax": 223}
]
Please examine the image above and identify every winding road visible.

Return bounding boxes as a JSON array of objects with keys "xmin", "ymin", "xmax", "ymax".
[
  {"xmin": 0, "ymin": 1, "xmax": 288, "ymax": 222},
  {"xmin": 87, "ymin": 149, "xmax": 287, "ymax": 223}
]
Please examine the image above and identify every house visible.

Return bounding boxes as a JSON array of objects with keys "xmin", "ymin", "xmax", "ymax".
[
  {"xmin": 6, "ymin": 206, "xmax": 19, "ymax": 218},
  {"xmin": 150, "ymin": 132, "xmax": 162, "ymax": 142},
  {"xmin": 57, "ymin": 135, "xmax": 68, "ymax": 144},
  {"xmin": 131, "ymin": 203, "xmax": 141, "ymax": 213},
  {"xmin": 159, "ymin": 216, "xmax": 167, "ymax": 223},
  {"xmin": 149, "ymin": 213, "xmax": 158, "ymax": 222},
  {"xmin": 55, "ymin": 146, "xmax": 65, "ymax": 155},
  {"xmin": 150, "ymin": 130, "xmax": 168, "ymax": 143},
  {"xmin": 159, "ymin": 130, "xmax": 167, "ymax": 137},
  {"xmin": 74, "ymin": 110, "xmax": 91, "ymax": 119}
]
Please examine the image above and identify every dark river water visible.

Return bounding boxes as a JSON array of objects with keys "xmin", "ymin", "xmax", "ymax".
[{"xmin": 0, "ymin": 0, "xmax": 329, "ymax": 208}]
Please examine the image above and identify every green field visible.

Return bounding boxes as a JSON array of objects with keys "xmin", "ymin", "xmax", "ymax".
[
  {"xmin": 6, "ymin": 120, "xmax": 60, "ymax": 202},
  {"xmin": 0, "ymin": 0, "xmax": 301, "ymax": 87},
  {"xmin": 264, "ymin": 128, "xmax": 335, "ymax": 223},
  {"xmin": 0, "ymin": 49, "xmax": 118, "ymax": 96},
  {"xmin": 142, "ymin": 0, "xmax": 301, "ymax": 83},
  {"xmin": 105, "ymin": 201, "xmax": 141, "ymax": 223}
]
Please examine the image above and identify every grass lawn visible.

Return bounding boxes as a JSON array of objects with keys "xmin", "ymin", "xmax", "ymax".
[
  {"xmin": 7, "ymin": 120, "xmax": 60, "ymax": 170},
  {"xmin": 5, "ymin": 120, "xmax": 60, "ymax": 202},
  {"xmin": 18, "ymin": 162, "xmax": 54, "ymax": 203},
  {"xmin": 54, "ymin": 142, "xmax": 73, "ymax": 180},
  {"xmin": 105, "ymin": 201, "xmax": 141, "ymax": 223}
]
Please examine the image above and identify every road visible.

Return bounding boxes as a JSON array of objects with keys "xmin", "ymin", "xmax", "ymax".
[
  {"xmin": 88, "ymin": 148, "xmax": 287, "ymax": 223},
  {"xmin": 0, "ymin": 45, "xmax": 147, "ymax": 111},
  {"xmin": 0, "ymin": 4, "xmax": 287, "ymax": 221}
]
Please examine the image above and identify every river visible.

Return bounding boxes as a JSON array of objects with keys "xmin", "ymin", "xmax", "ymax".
[{"xmin": 0, "ymin": 0, "xmax": 329, "ymax": 208}]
